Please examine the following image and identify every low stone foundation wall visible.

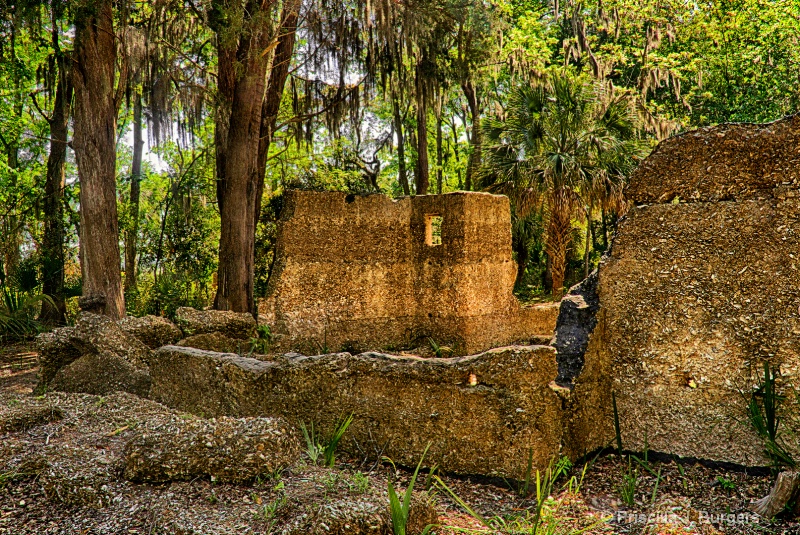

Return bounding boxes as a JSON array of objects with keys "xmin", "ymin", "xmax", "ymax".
[{"xmin": 148, "ymin": 345, "xmax": 562, "ymax": 477}]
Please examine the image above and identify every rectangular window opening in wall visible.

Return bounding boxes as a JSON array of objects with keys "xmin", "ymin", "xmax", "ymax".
[{"xmin": 425, "ymin": 214, "xmax": 443, "ymax": 246}]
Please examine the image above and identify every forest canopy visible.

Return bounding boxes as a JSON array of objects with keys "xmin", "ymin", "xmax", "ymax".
[{"xmin": 0, "ymin": 0, "xmax": 797, "ymax": 328}]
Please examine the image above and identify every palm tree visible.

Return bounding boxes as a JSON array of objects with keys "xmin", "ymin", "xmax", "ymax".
[{"xmin": 481, "ymin": 73, "xmax": 646, "ymax": 299}]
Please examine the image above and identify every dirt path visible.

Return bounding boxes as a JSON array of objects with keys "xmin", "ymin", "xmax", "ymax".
[{"xmin": 0, "ymin": 342, "xmax": 38, "ymax": 395}]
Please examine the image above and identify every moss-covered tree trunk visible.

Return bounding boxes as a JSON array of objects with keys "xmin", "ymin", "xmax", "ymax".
[
  {"xmin": 40, "ymin": 27, "xmax": 72, "ymax": 325},
  {"xmin": 392, "ymin": 86, "xmax": 410, "ymax": 196},
  {"xmin": 462, "ymin": 79, "xmax": 480, "ymax": 192},
  {"xmin": 414, "ymin": 53, "xmax": 430, "ymax": 195}
]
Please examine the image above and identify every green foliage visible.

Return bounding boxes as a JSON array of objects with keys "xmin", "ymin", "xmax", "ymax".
[
  {"xmin": 388, "ymin": 443, "xmax": 435, "ymax": 535},
  {"xmin": 434, "ymin": 456, "xmax": 598, "ymax": 535},
  {"xmin": 716, "ymin": 476, "xmax": 736, "ymax": 492},
  {"xmin": 256, "ymin": 478, "xmax": 287, "ymax": 532},
  {"xmin": 428, "ymin": 338, "xmax": 442, "ymax": 358},
  {"xmin": 349, "ymin": 471, "xmax": 370, "ymax": 494},
  {"xmin": 299, "ymin": 414, "xmax": 354, "ymax": 468},
  {"xmin": 247, "ymin": 324, "xmax": 273, "ymax": 354},
  {"xmin": 0, "ymin": 269, "xmax": 54, "ymax": 342},
  {"xmin": 618, "ymin": 458, "xmax": 638, "ymax": 506},
  {"xmin": 300, "ymin": 422, "xmax": 323, "ymax": 465},
  {"xmin": 746, "ymin": 362, "xmax": 797, "ymax": 470},
  {"xmin": 482, "ymin": 72, "xmax": 648, "ymax": 295},
  {"xmin": 612, "ymin": 391, "xmax": 623, "ymax": 456},
  {"xmin": 529, "ymin": 456, "xmax": 573, "ymax": 533},
  {"xmin": 2, "ymin": 0, "xmax": 799, "ymax": 321}
]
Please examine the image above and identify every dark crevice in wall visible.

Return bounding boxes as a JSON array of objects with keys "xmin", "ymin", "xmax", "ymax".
[{"xmin": 551, "ymin": 267, "xmax": 600, "ymax": 387}]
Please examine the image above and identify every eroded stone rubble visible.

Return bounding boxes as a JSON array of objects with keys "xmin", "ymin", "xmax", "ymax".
[{"xmin": 0, "ymin": 392, "xmax": 436, "ymax": 534}]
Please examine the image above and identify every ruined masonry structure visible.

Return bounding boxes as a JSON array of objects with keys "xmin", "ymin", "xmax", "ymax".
[
  {"xmin": 261, "ymin": 190, "xmax": 558, "ymax": 355},
  {"xmin": 566, "ymin": 114, "xmax": 800, "ymax": 465},
  {"xmin": 37, "ymin": 116, "xmax": 800, "ymax": 478}
]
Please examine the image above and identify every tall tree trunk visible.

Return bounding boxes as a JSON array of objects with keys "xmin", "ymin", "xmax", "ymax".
[
  {"xmin": 513, "ymin": 240, "xmax": 529, "ymax": 290},
  {"xmin": 125, "ymin": 93, "xmax": 144, "ymax": 294},
  {"xmin": 213, "ymin": 0, "xmax": 274, "ymax": 314},
  {"xmin": 414, "ymin": 57, "xmax": 429, "ymax": 195},
  {"xmin": 435, "ymin": 98, "xmax": 443, "ymax": 194},
  {"xmin": 72, "ymin": 0, "xmax": 125, "ymax": 319},
  {"xmin": 392, "ymin": 87, "xmax": 410, "ymax": 196},
  {"xmin": 546, "ymin": 187, "xmax": 572, "ymax": 301},
  {"xmin": 40, "ymin": 32, "xmax": 73, "ymax": 325},
  {"xmin": 255, "ymin": 0, "xmax": 300, "ymax": 233},
  {"xmin": 2, "ymin": 22, "xmax": 22, "ymax": 278},
  {"xmin": 462, "ymin": 79, "xmax": 481, "ymax": 192}
]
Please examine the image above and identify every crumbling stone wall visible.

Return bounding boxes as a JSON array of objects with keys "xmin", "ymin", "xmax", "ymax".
[
  {"xmin": 262, "ymin": 190, "xmax": 557, "ymax": 355},
  {"xmin": 149, "ymin": 344, "xmax": 563, "ymax": 477},
  {"xmin": 565, "ymin": 115, "xmax": 800, "ymax": 465}
]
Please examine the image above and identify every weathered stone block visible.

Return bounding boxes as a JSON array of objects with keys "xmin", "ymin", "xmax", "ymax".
[
  {"xmin": 263, "ymin": 190, "xmax": 557, "ymax": 355},
  {"xmin": 176, "ymin": 332, "xmax": 252, "ymax": 354},
  {"xmin": 566, "ymin": 117, "xmax": 800, "ymax": 466},
  {"xmin": 37, "ymin": 313, "xmax": 152, "ymax": 395},
  {"xmin": 148, "ymin": 344, "xmax": 562, "ymax": 477},
  {"xmin": 175, "ymin": 307, "xmax": 257, "ymax": 340},
  {"xmin": 50, "ymin": 350, "xmax": 152, "ymax": 398},
  {"xmin": 627, "ymin": 114, "xmax": 800, "ymax": 204},
  {"xmin": 118, "ymin": 315, "xmax": 183, "ymax": 349},
  {"xmin": 123, "ymin": 416, "xmax": 300, "ymax": 483}
]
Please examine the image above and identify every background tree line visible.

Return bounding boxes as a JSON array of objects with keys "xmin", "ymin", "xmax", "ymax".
[{"xmin": 0, "ymin": 0, "xmax": 797, "ymax": 333}]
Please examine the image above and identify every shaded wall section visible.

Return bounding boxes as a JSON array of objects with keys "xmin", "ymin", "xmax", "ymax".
[
  {"xmin": 149, "ymin": 344, "xmax": 563, "ymax": 477},
  {"xmin": 262, "ymin": 190, "xmax": 557, "ymax": 355},
  {"xmin": 565, "ymin": 115, "xmax": 800, "ymax": 465}
]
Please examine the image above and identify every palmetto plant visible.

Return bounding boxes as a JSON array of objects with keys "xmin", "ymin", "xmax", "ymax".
[
  {"xmin": 482, "ymin": 73, "xmax": 646, "ymax": 298},
  {"xmin": 0, "ymin": 270, "xmax": 54, "ymax": 342}
]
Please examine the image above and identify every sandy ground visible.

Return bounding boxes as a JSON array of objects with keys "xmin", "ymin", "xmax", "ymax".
[{"xmin": 0, "ymin": 342, "xmax": 797, "ymax": 534}]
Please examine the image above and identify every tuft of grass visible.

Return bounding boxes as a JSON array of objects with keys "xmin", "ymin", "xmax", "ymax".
[
  {"xmin": 716, "ymin": 475, "xmax": 736, "ymax": 491},
  {"xmin": 321, "ymin": 471, "xmax": 342, "ymax": 493},
  {"xmin": 618, "ymin": 458, "xmax": 638, "ymax": 506},
  {"xmin": 349, "ymin": 471, "xmax": 370, "ymax": 494},
  {"xmin": 324, "ymin": 413, "xmax": 353, "ymax": 467},
  {"xmin": 299, "ymin": 413, "xmax": 354, "ymax": 468},
  {"xmin": 256, "ymin": 478, "xmax": 287, "ymax": 532},
  {"xmin": 650, "ymin": 466, "xmax": 662, "ymax": 504},
  {"xmin": 520, "ymin": 447, "xmax": 534, "ymax": 497},
  {"xmin": 300, "ymin": 421, "xmax": 323, "ymax": 465},
  {"xmin": 529, "ymin": 456, "xmax": 572, "ymax": 533},
  {"xmin": 388, "ymin": 443, "xmax": 436, "ymax": 535},
  {"xmin": 435, "ymin": 460, "xmax": 606, "ymax": 535},
  {"xmin": 677, "ymin": 462, "xmax": 689, "ymax": 492},
  {"xmin": 746, "ymin": 361, "xmax": 796, "ymax": 470}
]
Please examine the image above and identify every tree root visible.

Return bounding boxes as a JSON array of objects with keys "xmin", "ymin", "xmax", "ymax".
[{"xmin": 750, "ymin": 471, "xmax": 800, "ymax": 519}]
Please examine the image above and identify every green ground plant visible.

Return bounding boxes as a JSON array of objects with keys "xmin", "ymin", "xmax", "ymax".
[
  {"xmin": 299, "ymin": 413, "xmax": 354, "ymax": 468},
  {"xmin": 618, "ymin": 458, "xmax": 638, "ymax": 506},
  {"xmin": 388, "ymin": 443, "xmax": 435, "ymax": 535},
  {"xmin": 434, "ymin": 458, "xmax": 601, "ymax": 535},
  {"xmin": 746, "ymin": 362, "xmax": 797, "ymax": 470}
]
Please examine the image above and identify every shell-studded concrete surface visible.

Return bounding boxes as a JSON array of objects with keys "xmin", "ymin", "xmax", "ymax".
[
  {"xmin": 569, "ymin": 116, "xmax": 800, "ymax": 465},
  {"xmin": 262, "ymin": 190, "xmax": 558, "ymax": 356}
]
